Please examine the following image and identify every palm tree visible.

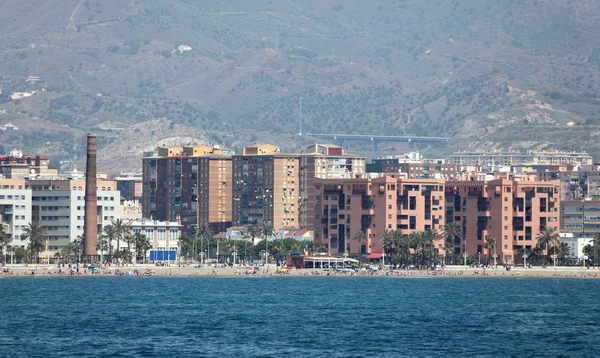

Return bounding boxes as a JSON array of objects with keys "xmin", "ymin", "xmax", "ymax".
[
  {"xmin": 442, "ymin": 222, "xmax": 462, "ymax": 263},
  {"xmin": 420, "ymin": 230, "xmax": 438, "ymax": 267},
  {"xmin": 551, "ymin": 242, "xmax": 570, "ymax": 265},
  {"xmin": 261, "ymin": 221, "xmax": 275, "ymax": 265},
  {"xmin": 0, "ymin": 225, "xmax": 10, "ymax": 264},
  {"xmin": 197, "ymin": 222, "xmax": 214, "ymax": 261},
  {"xmin": 178, "ymin": 235, "xmax": 192, "ymax": 261},
  {"xmin": 96, "ymin": 236, "xmax": 109, "ymax": 262},
  {"xmin": 134, "ymin": 233, "xmax": 151, "ymax": 263},
  {"xmin": 381, "ymin": 229, "xmax": 399, "ymax": 262},
  {"xmin": 406, "ymin": 232, "xmax": 423, "ymax": 268},
  {"xmin": 101, "ymin": 224, "xmax": 118, "ymax": 262},
  {"xmin": 535, "ymin": 226, "xmax": 560, "ymax": 263},
  {"xmin": 352, "ymin": 231, "xmax": 366, "ymax": 265},
  {"xmin": 123, "ymin": 232, "xmax": 134, "ymax": 264},
  {"xmin": 112, "ymin": 219, "xmax": 131, "ymax": 259},
  {"xmin": 71, "ymin": 236, "xmax": 83, "ymax": 267},
  {"xmin": 483, "ymin": 236, "xmax": 496, "ymax": 265},
  {"xmin": 244, "ymin": 226, "xmax": 262, "ymax": 264},
  {"xmin": 21, "ymin": 221, "xmax": 45, "ymax": 264}
]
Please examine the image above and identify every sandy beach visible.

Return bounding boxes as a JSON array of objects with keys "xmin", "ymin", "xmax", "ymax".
[{"xmin": 2, "ymin": 264, "xmax": 600, "ymax": 279}]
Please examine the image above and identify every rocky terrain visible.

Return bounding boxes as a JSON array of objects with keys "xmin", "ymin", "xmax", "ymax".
[{"xmin": 0, "ymin": 0, "xmax": 599, "ymax": 170}]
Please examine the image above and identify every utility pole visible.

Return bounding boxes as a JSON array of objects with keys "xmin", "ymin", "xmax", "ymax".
[{"xmin": 298, "ymin": 96, "xmax": 303, "ymax": 136}]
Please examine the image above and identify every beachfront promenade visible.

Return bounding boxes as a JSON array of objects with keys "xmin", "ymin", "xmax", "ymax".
[{"xmin": 2, "ymin": 264, "xmax": 600, "ymax": 279}]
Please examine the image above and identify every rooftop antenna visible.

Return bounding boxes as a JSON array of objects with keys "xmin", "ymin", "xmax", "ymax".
[{"xmin": 298, "ymin": 96, "xmax": 303, "ymax": 136}]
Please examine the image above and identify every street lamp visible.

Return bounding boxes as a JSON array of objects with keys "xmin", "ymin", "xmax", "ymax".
[{"xmin": 523, "ymin": 254, "xmax": 528, "ymax": 268}]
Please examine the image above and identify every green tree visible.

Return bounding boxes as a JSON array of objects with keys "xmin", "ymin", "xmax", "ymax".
[
  {"xmin": 70, "ymin": 236, "xmax": 83, "ymax": 265},
  {"xmin": 96, "ymin": 235, "xmax": 109, "ymax": 261},
  {"xmin": 21, "ymin": 221, "xmax": 46, "ymax": 264},
  {"xmin": 535, "ymin": 226, "xmax": 560, "ymax": 263},
  {"xmin": 0, "ymin": 225, "xmax": 10, "ymax": 264},
  {"xmin": 178, "ymin": 235, "xmax": 192, "ymax": 261},
  {"xmin": 101, "ymin": 224, "xmax": 118, "ymax": 261},
  {"xmin": 197, "ymin": 223, "xmax": 214, "ymax": 261},
  {"xmin": 593, "ymin": 233, "xmax": 600, "ymax": 266},
  {"xmin": 443, "ymin": 222, "xmax": 463, "ymax": 262},
  {"xmin": 134, "ymin": 233, "xmax": 151, "ymax": 263},
  {"xmin": 551, "ymin": 242, "xmax": 570, "ymax": 264},
  {"xmin": 483, "ymin": 236, "xmax": 496, "ymax": 265},
  {"xmin": 261, "ymin": 221, "xmax": 275, "ymax": 264},
  {"xmin": 112, "ymin": 219, "xmax": 131, "ymax": 259},
  {"xmin": 353, "ymin": 231, "xmax": 367, "ymax": 265},
  {"xmin": 244, "ymin": 226, "xmax": 262, "ymax": 264},
  {"xmin": 13, "ymin": 247, "xmax": 28, "ymax": 263},
  {"xmin": 583, "ymin": 244, "xmax": 595, "ymax": 267}
]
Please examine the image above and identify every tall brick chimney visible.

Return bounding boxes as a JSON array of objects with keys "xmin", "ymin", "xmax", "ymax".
[{"xmin": 83, "ymin": 133, "xmax": 98, "ymax": 258}]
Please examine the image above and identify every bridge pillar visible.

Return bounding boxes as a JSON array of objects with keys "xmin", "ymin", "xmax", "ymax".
[
  {"xmin": 343, "ymin": 139, "xmax": 349, "ymax": 151},
  {"xmin": 371, "ymin": 139, "xmax": 378, "ymax": 151}
]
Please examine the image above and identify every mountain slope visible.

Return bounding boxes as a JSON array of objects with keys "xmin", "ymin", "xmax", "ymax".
[{"xmin": 0, "ymin": 0, "xmax": 599, "ymax": 171}]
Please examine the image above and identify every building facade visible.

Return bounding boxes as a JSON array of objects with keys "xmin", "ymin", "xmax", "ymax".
[
  {"xmin": 537, "ymin": 170, "xmax": 600, "ymax": 201},
  {"xmin": 129, "ymin": 219, "xmax": 181, "ymax": 253},
  {"xmin": 30, "ymin": 179, "xmax": 121, "ymax": 252},
  {"xmin": 449, "ymin": 150, "xmax": 593, "ymax": 166},
  {"xmin": 445, "ymin": 179, "xmax": 560, "ymax": 264},
  {"xmin": 312, "ymin": 176, "xmax": 446, "ymax": 256},
  {"xmin": 561, "ymin": 200, "xmax": 600, "ymax": 239},
  {"xmin": 367, "ymin": 158, "xmax": 457, "ymax": 180},
  {"xmin": 299, "ymin": 144, "xmax": 365, "ymax": 229},
  {"xmin": 0, "ymin": 179, "xmax": 32, "ymax": 248},
  {"xmin": 232, "ymin": 145, "xmax": 299, "ymax": 231},
  {"xmin": 142, "ymin": 146, "xmax": 232, "ymax": 234}
]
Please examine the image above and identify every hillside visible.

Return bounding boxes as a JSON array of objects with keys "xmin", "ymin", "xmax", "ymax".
[{"xmin": 0, "ymin": 0, "xmax": 599, "ymax": 172}]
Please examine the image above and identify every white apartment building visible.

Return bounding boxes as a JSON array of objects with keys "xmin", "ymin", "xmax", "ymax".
[
  {"xmin": 0, "ymin": 179, "xmax": 32, "ymax": 248},
  {"xmin": 30, "ymin": 179, "xmax": 121, "ymax": 252},
  {"xmin": 559, "ymin": 233, "xmax": 594, "ymax": 259},
  {"xmin": 129, "ymin": 218, "xmax": 181, "ymax": 254}
]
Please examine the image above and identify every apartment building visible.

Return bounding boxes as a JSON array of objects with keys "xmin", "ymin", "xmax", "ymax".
[
  {"xmin": 449, "ymin": 150, "xmax": 593, "ymax": 166},
  {"xmin": 0, "ymin": 150, "xmax": 57, "ymax": 178},
  {"xmin": 367, "ymin": 158, "xmax": 457, "ymax": 180},
  {"xmin": 561, "ymin": 200, "xmax": 600, "ymax": 239},
  {"xmin": 445, "ymin": 179, "xmax": 560, "ymax": 264},
  {"xmin": 232, "ymin": 145, "xmax": 299, "ymax": 231},
  {"xmin": 142, "ymin": 146, "xmax": 232, "ymax": 234},
  {"xmin": 30, "ymin": 179, "xmax": 121, "ymax": 252},
  {"xmin": 537, "ymin": 170, "xmax": 600, "ymax": 201},
  {"xmin": 197, "ymin": 154, "xmax": 232, "ymax": 233},
  {"xmin": 129, "ymin": 219, "xmax": 182, "ymax": 253},
  {"xmin": 0, "ymin": 179, "xmax": 32, "ymax": 248},
  {"xmin": 312, "ymin": 175, "xmax": 446, "ymax": 256},
  {"xmin": 299, "ymin": 144, "xmax": 365, "ymax": 229},
  {"xmin": 116, "ymin": 173, "xmax": 143, "ymax": 201}
]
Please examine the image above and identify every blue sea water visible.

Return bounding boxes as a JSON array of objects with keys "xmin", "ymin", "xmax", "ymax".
[{"xmin": 0, "ymin": 277, "xmax": 599, "ymax": 357}]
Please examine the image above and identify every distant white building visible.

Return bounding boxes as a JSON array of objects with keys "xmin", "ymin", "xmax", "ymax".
[
  {"xmin": 128, "ymin": 218, "xmax": 181, "ymax": 253},
  {"xmin": 559, "ymin": 233, "xmax": 594, "ymax": 259},
  {"xmin": 177, "ymin": 45, "xmax": 192, "ymax": 53},
  {"xmin": 0, "ymin": 179, "xmax": 32, "ymax": 249}
]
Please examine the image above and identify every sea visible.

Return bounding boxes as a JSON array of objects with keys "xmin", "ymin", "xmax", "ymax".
[{"xmin": 0, "ymin": 276, "xmax": 598, "ymax": 357}]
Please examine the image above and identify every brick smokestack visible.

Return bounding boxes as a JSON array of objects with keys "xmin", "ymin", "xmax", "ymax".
[{"xmin": 83, "ymin": 133, "xmax": 98, "ymax": 257}]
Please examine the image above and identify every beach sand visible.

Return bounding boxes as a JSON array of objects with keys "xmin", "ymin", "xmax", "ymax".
[{"xmin": 2, "ymin": 264, "xmax": 600, "ymax": 279}]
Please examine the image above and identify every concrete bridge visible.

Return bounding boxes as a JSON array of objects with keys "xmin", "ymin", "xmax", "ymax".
[{"xmin": 304, "ymin": 133, "xmax": 450, "ymax": 151}]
